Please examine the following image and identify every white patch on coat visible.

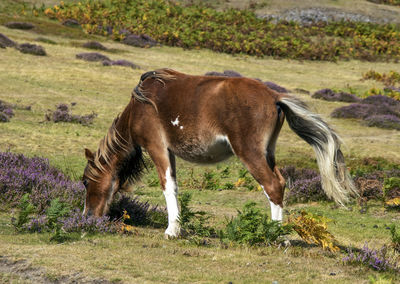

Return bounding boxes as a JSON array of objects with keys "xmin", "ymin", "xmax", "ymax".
[
  {"xmin": 171, "ymin": 116, "xmax": 180, "ymax": 126},
  {"xmin": 261, "ymin": 185, "xmax": 283, "ymax": 222},
  {"xmin": 180, "ymin": 126, "xmax": 183, "ymax": 130},
  {"xmin": 163, "ymin": 167, "xmax": 180, "ymax": 237}
]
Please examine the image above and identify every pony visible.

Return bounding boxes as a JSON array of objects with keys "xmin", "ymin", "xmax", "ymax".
[{"xmin": 82, "ymin": 68, "xmax": 356, "ymax": 238}]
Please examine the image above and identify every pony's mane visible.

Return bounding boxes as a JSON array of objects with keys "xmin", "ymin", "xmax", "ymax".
[
  {"xmin": 132, "ymin": 68, "xmax": 177, "ymax": 112},
  {"xmin": 86, "ymin": 116, "xmax": 130, "ymax": 182}
]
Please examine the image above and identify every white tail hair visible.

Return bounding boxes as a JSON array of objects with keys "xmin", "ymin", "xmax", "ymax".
[{"xmin": 277, "ymin": 96, "xmax": 357, "ymax": 205}]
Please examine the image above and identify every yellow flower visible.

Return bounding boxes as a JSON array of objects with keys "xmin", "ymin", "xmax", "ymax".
[{"xmin": 234, "ymin": 178, "xmax": 245, "ymax": 187}]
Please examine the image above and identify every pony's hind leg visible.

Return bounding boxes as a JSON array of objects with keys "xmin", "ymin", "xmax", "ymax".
[
  {"xmin": 230, "ymin": 141, "xmax": 285, "ymax": 221},
  {"xmin": 146, "ymin": 146, "xmax": 180, "ymax": 238}
]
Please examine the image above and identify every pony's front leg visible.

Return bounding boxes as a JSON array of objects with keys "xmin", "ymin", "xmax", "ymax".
[{"xmin": 147, "ymin": 147, "xmax": 180, "ymax": 238}]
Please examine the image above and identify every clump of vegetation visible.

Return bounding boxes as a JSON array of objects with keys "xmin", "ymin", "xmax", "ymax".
[
  {"xmin": 17, "ymin": 43, "xmax": 47, "ymax": 56},
  {"xmin": 363, "ymin": 70, "xmax": 400, "ymax": 86},
  {"xmin": 108, "ymin": 195, "xmax": 167, "ymax": 228},
  {"xmin": 0, "ymin": 33, "xmax": 17, "ymax": 47},
  {"xmin": 389, "ymin": 225, "xmax": 400, "ymax": 253},
  {"xmin": 312, "ymin": 88, "xmax": 360, "ymax": 103},
  {"xmin": 82, "ymin": 41, "xmax": 107, "ymax": 50},
  {"xmin": 41, "ymin": 0, "xmax": 400, "ymax": 61},
  {"xmin": 289, "ymin": 211, "xmax": 339, "ymax": 252},
  {"xmin": 45, "ymin": 103, "xmax": 97, "ymax": 125},
  {"xmin": 76, "ymin": 52, "xmax": 110, "ymax": 62},
  {"xmin": 178, "ymin": 192, "xmax": 216, "ymax": 240},
  {"xmin": 331, "ymin": 95, "xmax": 400, "ymax": 130},
  {"xmin": 280, "ymin": 166, "xmax": 327, "ymax": 204},
  {"xmin": 122, "ymin": 34, "xmax": 158, "ymax": 47},
  {"xmin": 201, "ymin": 170, "xmax": 220, "ymax": 190},
  {"xmin": 219, "ymin": 202, "xmax": 292, "ymax": 246},
  {"xmin": 0, "ymin": 100, "xmax": 14, "ymax": 122},
  {"xmin": 343, "ymin": 243, "xmax": 399, "ymax": 272},
  {"xmin": 102, "ymin": 59, "xmax": 140, "ymax": 69},
  {"xmin": 4, "ymin": 22, "xmax": 34, "ymax": 30}
]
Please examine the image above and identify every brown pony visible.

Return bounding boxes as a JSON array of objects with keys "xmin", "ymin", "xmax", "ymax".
[{"xmin": 82, "ymin": 68, "xmax": 356, "ymax": 238}]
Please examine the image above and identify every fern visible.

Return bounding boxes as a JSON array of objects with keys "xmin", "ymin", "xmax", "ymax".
[
  {"xmin": 220, "ymin": 202, "xmax": 292, "ymax": 246},
  {"xmin": 178, "ymin": 192, "xmax": 216, "ymax": 238},
  {"xmin": 12, "ymin": 193, "xmax": 35, "ymax": 230},
  {"xmin": 289, "ymin": 211, "xmax": 339, "ymax": 252},
  {"xmin": 46, "ymin": 198, "xmax": 71, "ymax": 242},
  {"xmin": 389, "ymin": 225, "xmax": 400, "ymax": 253}
]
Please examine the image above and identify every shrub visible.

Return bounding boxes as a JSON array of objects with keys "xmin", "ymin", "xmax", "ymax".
[
  {"xmin": 0, "ymin": 151, "xmax": 85, "ymax": 211},
  {"xmin": 363, "ymin": 115, "xmax": 400, "ymax": 130},
  {"xmin": 122, "ymin": 34, "xmax": 158, "ymax": 47},
  {"xmin": 108, "ymin": 195, "xmax": 167, "ymax": 228},
  {"xmin": 17, "ymin": 43, "xmax": 46, "ymax": 56},
  {"xmin": 312, "ymin": 88, "xmax": 360, "ymax": 102},
  {"xmin": 75, "ymin": 52, "xmax": 110, "ymax": 62},
  {"xmin": 362, "ymin": 70, "xmax": 400, "ymax": 86},
  {"xmin": 82, "ymin": 41, "xmax": 107, "ymax": 50},
  {"xmin": 220, "ymin": 202, "xmax": 292, "ymax": 246},
  {"xmin": 45, "ymin": 103, "xmax": 97, "ymax": 125},
  {"xmin": 289, "ymin": 211, "xmax": 339, "ymax": 252},
  {"xmin": 0, "ymin": 33, "xmax": 17, "ymax": 47},
  {"xmin": 343, "ymin": 243, "xmax": 399, "ymax": 272},
  {"xmin": 383, "ymin": 177, "xmax": 400, "ymax": 199},
  {"xmin": 0, "ymin": 100, "xmax": 15, "ymax": 123},
  {"xmin": 201, "ymin": 170, "xmax": 220, "ymax": 190},
  {"xmin": 280, "ymin": 166, "xmax": 327, "ymax": 204},
  {"xmin": 331, "ymin": 95, "xmax": 400, "ymax": 130},
  {"xmin": 42, "ymin": 0, "xmax": 400, "ymax": 61},
  {"xmin": 102, "ymin": 59, "xmax": 140, "ymax": 69},
  {"xmin": 4, "ymin": 22, "xmax": 34, "ymax": 30}
]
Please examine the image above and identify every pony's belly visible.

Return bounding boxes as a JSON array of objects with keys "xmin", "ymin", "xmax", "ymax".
[{"xmin": 173, "ymin": 136, "xmax": 234, "ymax": 164}]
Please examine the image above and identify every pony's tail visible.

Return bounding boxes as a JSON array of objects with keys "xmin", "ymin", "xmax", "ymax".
[{"xmin": 276, "ymin": 96, "xmax": 357, "ymax": 205}]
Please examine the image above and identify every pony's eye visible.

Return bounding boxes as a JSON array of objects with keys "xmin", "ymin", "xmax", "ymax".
[{"xmin": 83, "ymin": 180, "xmax": 89, "ymax": 187}]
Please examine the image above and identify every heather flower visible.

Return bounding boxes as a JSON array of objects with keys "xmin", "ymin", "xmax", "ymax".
[
  {"xmin": 343, "ymin": 243, "xmax": 399, "ymax": 272},
  {"xmin": 280, "ymin": 166, "xmax": 327, "ymax": 204},
  {"xmin": 363, "ymin": 115, "xmax": 400, "ymax": 130},
  {"xmin": 61, "ymin": 209, "xmax": 115, "ymax": 233},
  {"xmin": 45, "ymin": 103, "xmax": 97, "ymax": 125},
  {"xmin": 312, "ymin": 88, "xmax": 360, "ymax": 102},
  {"xmin": 0, "ymin": 151, "xmax": 85, "ymax": 211}
]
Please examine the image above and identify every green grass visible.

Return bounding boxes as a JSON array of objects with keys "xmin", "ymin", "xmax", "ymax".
[{"xmin": 0, "ymin": 3, "xmax": 399, "ymax": 283}]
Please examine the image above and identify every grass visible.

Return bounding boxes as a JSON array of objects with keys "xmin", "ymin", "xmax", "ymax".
[{"xmin": 0, "ymin": 2, "xmax": 399, "ymax": 283}]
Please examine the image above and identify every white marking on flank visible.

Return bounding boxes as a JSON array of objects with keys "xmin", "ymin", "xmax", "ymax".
[
  {"xmin": 180, "ymin": 126, "xmax": 183, "ymax": 130},
  {"xmin": 171, "ymin": 116, "xmax": 180, "ymax": 126},
  {"xmin": 164, "ymin": 167, "xmax": 180, "ymax": 237}
]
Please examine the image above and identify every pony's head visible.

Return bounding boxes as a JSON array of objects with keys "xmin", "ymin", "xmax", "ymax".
[
  {"xmin": 82, "ymin": 148, "xmax": 120, "ymax": 216},
  {"xmin": 82, "ymin": 118, "xmax": 146, "ymax": 216}
]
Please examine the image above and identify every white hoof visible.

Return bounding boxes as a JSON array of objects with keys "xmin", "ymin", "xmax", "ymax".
[{"xmin": 164, "ymin": 223, "xmax": 180, "ymax": 239}]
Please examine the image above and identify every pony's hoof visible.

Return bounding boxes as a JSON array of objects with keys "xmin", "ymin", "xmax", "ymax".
[{"xmin": 164, "ymin": 233, "xmax": 177, "ymax": 240}]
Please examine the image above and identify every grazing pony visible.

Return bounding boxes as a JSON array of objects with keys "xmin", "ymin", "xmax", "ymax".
[{"xmin": 82, "ymin": 68, "xmax": 356, "ymax": 238}]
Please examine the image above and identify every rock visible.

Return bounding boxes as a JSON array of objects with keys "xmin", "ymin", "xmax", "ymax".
[
  {"xmin": 17, "ymin": 43, "xmax": 46, "ymax": 56},
  {"xmin": 82, "ymin": 41, "xmax": 107, "ymax": 50},
  {"xmin": 4, "ymin": 22, "xmax": 34, "ymax": 30},
  {"xmin": 0, "ymin": 33, "xmax": 17, "ymax": 47},
  {"xmin": 102, "ymin": 59, "xmax": 140, "ymax": 69},
  {"xmin": 76, "ymin": 52, "xmax": 110, "ymax": 62},
  {"xmin": 62, "ymin": 19, "xmax": 80, "ymax": 27},
  {"xmin": 122, "ymin": 34, "xmax": 158, "ymax": 48}
]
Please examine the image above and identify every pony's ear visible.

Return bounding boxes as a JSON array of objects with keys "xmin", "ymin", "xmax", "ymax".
[{"xmin": 84, "ymin": 148, "xmax": 94, "ymax": 162}]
